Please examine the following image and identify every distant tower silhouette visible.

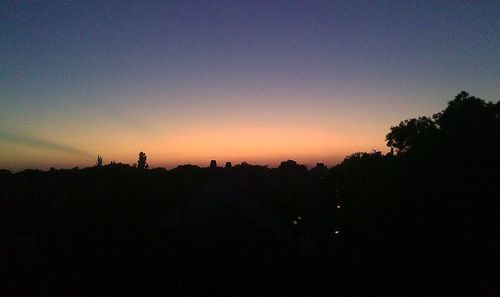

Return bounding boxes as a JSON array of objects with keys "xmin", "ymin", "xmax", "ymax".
[
  {"xmin": 225, "ymin": 162, "xmax": 232, "ymax": 169},
  {"xmin": 210, "ymin": 160, "xmax": 218, "ymax": 168}
]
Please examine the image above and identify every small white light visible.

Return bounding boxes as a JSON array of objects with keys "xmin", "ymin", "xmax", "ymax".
[
  {"xmin": 337, "ymin": 205, "xmax": 341, "ymax": 209},
  {"xmin": 293, "ymin": 220, "xmax": 298, "ymax": 225},
  {"xmin": 297, "ymin": 216, "xmax": 302, "ymax": 220},
  {"xmin": 334, "ymin": 230, "xmax": 340, "ymax": 235}
]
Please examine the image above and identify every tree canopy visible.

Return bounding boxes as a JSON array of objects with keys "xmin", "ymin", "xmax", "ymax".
[{"xmin": 386, "ymin": 91, "xmax": 500, "ymax": 157}]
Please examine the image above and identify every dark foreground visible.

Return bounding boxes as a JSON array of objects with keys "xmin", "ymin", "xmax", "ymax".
[{"xmin": 1, "ymin": 163, "xmax": 498, "ymax": 297}]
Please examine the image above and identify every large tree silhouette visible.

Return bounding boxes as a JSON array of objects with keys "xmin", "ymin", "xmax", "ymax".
[{"xmin": 385, "ymin": 91, "xmax": 499, "ymax": 157}]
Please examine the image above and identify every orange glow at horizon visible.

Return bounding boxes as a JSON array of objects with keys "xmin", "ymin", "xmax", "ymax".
[
  {"xmin": 0, "ymin": 120, "xmax": 387, "ymax": 171},
  {"xmin": 151, "ymin": 124, "xmax": 385, "ymax": 166},
  {"xmin": 0, "ymin": 90, "xmax": 396, "ymax": 171}
]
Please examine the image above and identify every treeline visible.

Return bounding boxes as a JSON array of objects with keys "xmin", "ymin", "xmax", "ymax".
[
  {"xmin": 1, "ymin": 91, "xmax": 499, "ymax": 296},
  {"xmin": 329, "ymin": 91, "xmax": 500, "ymax": 296}
]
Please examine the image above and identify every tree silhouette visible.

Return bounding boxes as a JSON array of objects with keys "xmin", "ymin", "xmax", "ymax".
[
  {"xmin": 385, "ymin": 116, "xmax": 437, "ymax": 154},
  {"xmin": 95, "ymin": 155, "xmax": 103, "ymax": 167},
  {"xmin": 278, "ymin": 159, "xmax": 307, "ymax": 171},
  {"xmin": 137, "ymin": 152, "xmax": 148, "ymax": 170},
  {"xmin": 435, "ymin": 92, "xmax": 499, "ymax": 148},
  {"xmin": 385, "ymin": 91, "xmax": 499, "ymax": 157}
]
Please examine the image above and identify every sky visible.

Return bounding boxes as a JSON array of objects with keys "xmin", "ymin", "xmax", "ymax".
[{"xmin": 1, "ymin": 0, "xmax": 499, "ymax": 170}]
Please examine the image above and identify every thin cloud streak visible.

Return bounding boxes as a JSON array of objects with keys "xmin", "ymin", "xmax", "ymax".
[{"xmin": 0, "ymin": 131, "xmax": 92, "ymax": 157}]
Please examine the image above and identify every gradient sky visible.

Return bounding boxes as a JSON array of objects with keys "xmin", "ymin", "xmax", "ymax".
[{"xmin": 1, "ymin": 1, "xmax": 499, "ymax": 170}]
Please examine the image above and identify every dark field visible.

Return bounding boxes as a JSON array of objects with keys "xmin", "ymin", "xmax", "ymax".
[{"xmin": 2, "ymin": 159, "xmax": 498, "ymax": 296}]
